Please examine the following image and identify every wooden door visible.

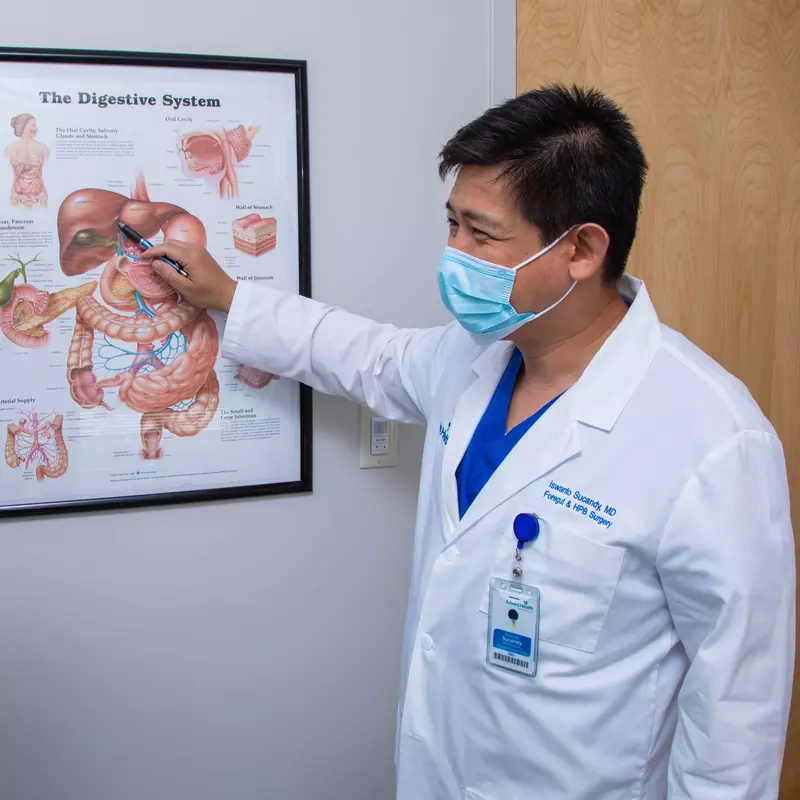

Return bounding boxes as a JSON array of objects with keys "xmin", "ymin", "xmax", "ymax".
[{"xmin": 516, "ymin": 0, "xmax": 800, "ymax": 794}]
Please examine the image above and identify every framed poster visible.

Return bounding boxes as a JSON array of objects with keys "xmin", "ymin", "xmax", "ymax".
[{"xmin": 0, "ymin": 48, "xmax": 311, "ymax": 517}]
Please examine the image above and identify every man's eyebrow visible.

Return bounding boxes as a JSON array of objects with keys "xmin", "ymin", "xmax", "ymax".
[{"xmin": 445, "ymin": 201, "xmax": 504, "ymax": 231}]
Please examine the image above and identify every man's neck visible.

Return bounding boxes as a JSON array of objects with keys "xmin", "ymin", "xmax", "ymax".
[{"xmin": 511, "ymin": 288, "xmax": 629, "ymax": 392}]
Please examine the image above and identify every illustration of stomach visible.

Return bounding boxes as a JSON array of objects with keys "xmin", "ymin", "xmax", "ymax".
[
  {"xmin": 57, "ymin": 174, "xmax": 220, "ymax": 460},
  {"xmin": 177, "ymin": 124, "xmax": 260, "ymax": 199},
  {"xmin": 232, "ymin": 214, "xmax": 277, "ymax": 258},
  {"xmin": 5, "ymin": 410, "xmax": 68, "ymax": 482}
]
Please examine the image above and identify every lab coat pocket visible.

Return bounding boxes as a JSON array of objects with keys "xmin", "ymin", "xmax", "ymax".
[{"xmin": 479, "ymin": 521, "xmax": 625, "ymax": 654}]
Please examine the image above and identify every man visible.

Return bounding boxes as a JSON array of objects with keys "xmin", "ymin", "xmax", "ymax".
[{"xmin": 142, "ymin": 84, "xmax": 795, "ymax": 799}]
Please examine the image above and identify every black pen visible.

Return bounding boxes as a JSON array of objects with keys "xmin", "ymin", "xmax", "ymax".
[{"xmin": 117, "ymin": 222, "xmax": 189, "ymax": 277}]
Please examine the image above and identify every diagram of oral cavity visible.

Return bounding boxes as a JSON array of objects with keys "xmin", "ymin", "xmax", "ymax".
[
  {"xmin": 5, "ymin": 410, "xmax": 68, "ymax": 482},
  {"xmin": 177, "ymin": 124, "xmax": 260, "ymax": 200},
  {"xmin": 232, "ymin": 214, "xmax": 277, "ymax": 257}
]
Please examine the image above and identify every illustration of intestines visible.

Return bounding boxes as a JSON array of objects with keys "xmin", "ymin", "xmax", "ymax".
[
  {"xmin": 234, "ymin": 364, "xmax": 279, "ymax": 389},
  {"xmin": 0, "ymin": 253, "xmax": 96, "ymax": 348},
  {"xmin": 4, "ymin": 114, "xmax": 49, "ymax": 208},
  {"xmin": 178, "ymin": 124, "xmax": 260, "ymax": 199},
  {"xmin": 232, "ymin": 214, "xmax": 277, "ymax": 257},
  {"xmin": 5, "ymin": 410, "xmax": 68, "ymax": 481},
  {"xmin": 57, "ymin": 174, "xmax": 220, "ymax": 460}
]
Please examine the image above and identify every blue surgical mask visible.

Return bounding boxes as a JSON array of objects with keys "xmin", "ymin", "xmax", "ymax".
[{"xmin": 437, "ymin": 226, "xmax": 578, "ymax": 344}]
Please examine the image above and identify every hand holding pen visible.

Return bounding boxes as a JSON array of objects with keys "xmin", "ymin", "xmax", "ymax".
[
  {"xmin": 118, "ymin": 222, "xmax": 189, "ymax": 277},
  {"xmin": 137, "ymin": 238, "xmax": 238, "ymax": 313}
]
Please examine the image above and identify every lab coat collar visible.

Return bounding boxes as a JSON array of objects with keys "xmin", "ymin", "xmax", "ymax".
[
  {"xmin": 469, "ymin": 275, "xmax": 661, "ymax": 432},
  {"xmin": 440, "ymin": 276, "xmax": 661, "ymax": 541}
]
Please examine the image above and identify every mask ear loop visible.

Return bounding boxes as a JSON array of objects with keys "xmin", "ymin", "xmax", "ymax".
[
  {"xmin": 511, "ymin": 224, "xmax": 580, "ymax": 272},
  {"xmin": 512, "ymin": 224, "xmax": 581, "ymax": 317},
  {"xmin": 531, "ymin": 277, "xmax": 578, "ymax": 317}
]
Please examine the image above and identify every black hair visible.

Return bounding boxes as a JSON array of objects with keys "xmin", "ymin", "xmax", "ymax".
[{"xmin": 438, "ymin": 83, "xmax": 648, "ymax": 281}]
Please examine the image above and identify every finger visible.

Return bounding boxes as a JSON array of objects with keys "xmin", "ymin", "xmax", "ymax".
[
  {"xmin": 140, "ymin": 240, "xmax": 193, "ymax": 264},
  {"xmin": 150, "ymin": 257, "xmax": 193, "ymax": 292}
]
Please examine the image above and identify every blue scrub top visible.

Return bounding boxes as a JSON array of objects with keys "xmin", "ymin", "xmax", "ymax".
[{"xmin": 456, "ymin": 348, "xmax": 562, "ymax": 519}]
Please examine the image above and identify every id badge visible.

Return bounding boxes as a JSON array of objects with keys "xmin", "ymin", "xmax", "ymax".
[{"xmin": 487, "ymin": 577, "xmax": 540, "ymax": 677}]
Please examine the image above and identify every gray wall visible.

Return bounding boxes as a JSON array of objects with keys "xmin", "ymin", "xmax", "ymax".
[{"xmin": 0, "ymin": 2, "xmax": 507, "ymax": 798}]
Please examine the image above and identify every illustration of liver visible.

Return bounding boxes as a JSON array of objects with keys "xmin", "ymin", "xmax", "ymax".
[
  {"xmin": 5, "ymin": 410, "xmax": 68, "ymax": 482},
  {"xmin": 57, "ymin": 184, "xmax": 192, "ymax": 277},
  {"xmin": 58, "ymin": 174, "xmax": 220, "ymax": 460},
  {"xmin": 177, "ymin": 124, "xmax": 260, "ymax": 200},
  {"xmin": 232, "ymin": 214, "xmax": 277, "ymax": 257}
]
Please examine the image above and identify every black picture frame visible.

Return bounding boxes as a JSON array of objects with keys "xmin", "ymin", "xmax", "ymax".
[{"xmin": 0, "ymin": 47, "xmax": 312, "ymax": 519}]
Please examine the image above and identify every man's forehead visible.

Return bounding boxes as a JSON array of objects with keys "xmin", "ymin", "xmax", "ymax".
[
  {"xmin": 450, "ymin": 163, "xmax": 507, "ymax": 195},
  {"xmin": 448, "ymin": 165, "xmax": 519, "ymax": 226}
]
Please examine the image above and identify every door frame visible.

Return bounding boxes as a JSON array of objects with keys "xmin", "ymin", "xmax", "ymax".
[{"xmin": 489, "ymin": 0, "xmax": 517, "ymax": 104}]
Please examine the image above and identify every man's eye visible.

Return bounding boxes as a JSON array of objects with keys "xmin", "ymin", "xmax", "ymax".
[
  {"xmin": 447, "ymin": 218, "xmax": 458, "ymax": 228},
  {"xmin": 473, "ymin": 229, "xmax": 489, "ymax": 241}
]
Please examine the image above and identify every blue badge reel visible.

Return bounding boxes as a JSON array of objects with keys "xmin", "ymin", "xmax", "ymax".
[{"xmin": 486, "ymin": 513, "xmax": 542, "ymax": 677}]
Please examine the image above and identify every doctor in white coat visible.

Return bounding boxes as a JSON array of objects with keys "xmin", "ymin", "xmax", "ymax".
[{"xmin": 142, "ymin": 84, "xmax": 795, "ymax": 799}]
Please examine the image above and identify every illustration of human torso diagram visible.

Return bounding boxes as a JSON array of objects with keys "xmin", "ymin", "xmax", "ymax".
[{"xmin": 0, "ymin": 64, "xmax": 302, "ymax": 509}]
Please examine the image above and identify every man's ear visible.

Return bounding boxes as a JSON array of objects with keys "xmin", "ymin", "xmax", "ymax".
[{"xmin": 568, "ymin": 223, "xmax": 610, "ymax": 281}]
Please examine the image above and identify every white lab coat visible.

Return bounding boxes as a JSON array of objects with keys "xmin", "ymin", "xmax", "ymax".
[{"xmin": 222, "ymin": 275, "xmax": 795, "ymax": 800}]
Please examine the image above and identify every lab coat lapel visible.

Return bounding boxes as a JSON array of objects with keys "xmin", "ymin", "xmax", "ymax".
[
  {"xmin": 440, "ymin": 342, "xmax": 514, "ymax": 538},
  {"xmin": 440, "ymin": 274, "xmax": 663, "ymax": 543},
  {"xmin": 456, "ymin": 393, "xmax": 581, "ymax": 538}
]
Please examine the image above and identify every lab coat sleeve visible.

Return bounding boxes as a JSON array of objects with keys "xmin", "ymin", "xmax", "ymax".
[
  {"xmin": 656, "ymin": 430, "xmax": 795, "ymax": 799},
  {"xmin": 221, "ymin": 281, "xmax": 452, "ymax": 424}
]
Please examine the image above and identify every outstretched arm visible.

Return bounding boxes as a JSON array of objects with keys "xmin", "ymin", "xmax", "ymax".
[{"xmin": 141, "ymin": 241, "xmax": 451, "ymax": 423}]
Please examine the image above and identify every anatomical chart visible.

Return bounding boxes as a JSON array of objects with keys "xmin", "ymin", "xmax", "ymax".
[{"xmin": 0, "ymin": 56, "xmax": 308, "ymax": 514}]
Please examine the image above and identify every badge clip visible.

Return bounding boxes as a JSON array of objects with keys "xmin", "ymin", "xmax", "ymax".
[{"xmin": 511, "ymin": 512, "xmax": 540, "ymax": 583}]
